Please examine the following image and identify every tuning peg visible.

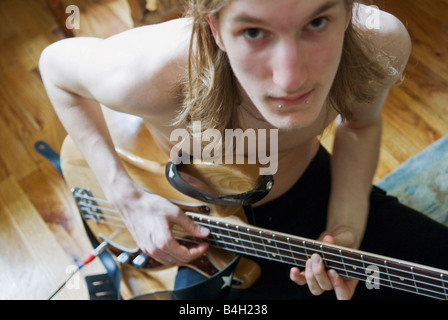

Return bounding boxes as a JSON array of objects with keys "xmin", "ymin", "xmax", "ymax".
[
  {"xmin": 116, "ymin": 252, "xmax": 130, "ymax": 265},
  {"xmin": 132, "ymin": 253, "xmax": 148, "ymax": 268}
]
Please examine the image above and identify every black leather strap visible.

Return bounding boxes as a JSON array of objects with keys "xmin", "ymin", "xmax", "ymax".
[
  {"xmin": 130, "ymin": 255, "xmax": 240, "ymax": 300},
  {"xmin": 34, "ymin": 141, "xmax": 63, "ymax": 176},
  {"xmin": 165, "ymin": 160, "xmax": 274, "ymax": 207}
]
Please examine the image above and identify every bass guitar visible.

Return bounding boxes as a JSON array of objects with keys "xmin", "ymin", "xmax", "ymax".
[{"xmin": 60, "ymin": 114, "xmax": 448, "ymax": 300}]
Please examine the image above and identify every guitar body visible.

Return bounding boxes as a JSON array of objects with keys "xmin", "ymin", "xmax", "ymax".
[{"xmin": 60, "ymin": 111, "xmax": 263, "ymax": 299}]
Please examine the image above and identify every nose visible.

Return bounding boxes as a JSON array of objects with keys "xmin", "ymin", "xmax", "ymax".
[{"xmin": 271, "ymin": 40, "xmax": 308, "ymax": 93}]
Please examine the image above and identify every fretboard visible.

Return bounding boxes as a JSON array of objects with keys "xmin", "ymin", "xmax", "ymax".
[{"xmin": 182, "ymin": 212, "xmax": 448, "ymax": 300}]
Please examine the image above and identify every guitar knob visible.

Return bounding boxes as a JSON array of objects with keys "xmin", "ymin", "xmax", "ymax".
[
  {"xmin": 132, "ymin": 253, "xmax": 148, "ymax": 268},
  {"xmin": 116, "ymin": 252, "xmax": 130, "ymax": 265}
]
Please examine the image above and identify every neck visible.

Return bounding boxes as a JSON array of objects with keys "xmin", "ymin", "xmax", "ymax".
[{"xmin": 180, "ymin": 212, "xmax": 448, "ymax": 300}]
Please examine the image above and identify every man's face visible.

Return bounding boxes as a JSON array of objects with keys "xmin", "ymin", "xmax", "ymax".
[{"xmin": 209, "ymin": 0, "xmax": 351, "ymax": 130}]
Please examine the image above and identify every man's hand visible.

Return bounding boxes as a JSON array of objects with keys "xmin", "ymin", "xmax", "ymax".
[
  {"xmin": 112, "ymin": 183, "xmax": 210, "ymax": 266},
  {"xmin": 289, "ymin": 234, "xmax": 359, "ymax": 300}
]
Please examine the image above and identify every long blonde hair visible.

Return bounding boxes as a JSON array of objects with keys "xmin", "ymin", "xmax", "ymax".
[{"xmin": 175, "ymin": 0, "xmax": 397, "ymax": 134}]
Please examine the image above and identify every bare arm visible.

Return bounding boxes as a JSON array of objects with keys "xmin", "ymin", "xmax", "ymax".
[
  {"xmin": 290, "ymin": 7, "xmax": 412, "ymax": 299},
  {"xmin": 39, "ymin": 20, "xmax": 209, "ymax": 265},
  {"xmin": 327, "ymin": 7, "xmax": 412, "ymax": 251}
]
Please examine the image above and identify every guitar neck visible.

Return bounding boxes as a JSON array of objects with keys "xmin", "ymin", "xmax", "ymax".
[{"xmin": 185, "ymin": 212, "xmax": 448, "ymax": 300}]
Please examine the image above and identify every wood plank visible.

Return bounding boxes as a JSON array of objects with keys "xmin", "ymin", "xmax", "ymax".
[
  {"xmin": 373, "ymin": 0, "xmax": 448, "ymax": 177},
  {"xmin": 57, "ymin": 0, "xmax": 133, "ymax": 38},
  {"xmin": 0, "ymin": 118, "xmax": 38, "ymax": 181},
  {"xmin": 0, "ymin": 177, "xmax": 91, "ymax": 299},
  {"xmin": 19, "ymin": 160, "xmax": 94, "ymax": 263}
]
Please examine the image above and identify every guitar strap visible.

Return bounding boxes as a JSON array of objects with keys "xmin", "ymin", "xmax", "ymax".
[
  {"xmin": 131, "ymin": 255, "xmax": 241, "ymax": 300},
  {"xmin": 34, "ymin": 140, "xmax": 122, "ymax": 300}
]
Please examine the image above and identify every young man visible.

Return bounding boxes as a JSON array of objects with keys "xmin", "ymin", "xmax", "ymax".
[{"xmin": 40, "ymin": 0, "xmax": 448, "ymax": 300}]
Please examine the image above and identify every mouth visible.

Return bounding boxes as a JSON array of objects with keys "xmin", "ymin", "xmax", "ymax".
[{"xmin": 270, "ymin": 89, "xmax": 314, "ymax": 108}]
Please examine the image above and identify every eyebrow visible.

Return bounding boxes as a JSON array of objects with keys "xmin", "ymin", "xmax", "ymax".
[{"xmin": 232, "ymin": 0, "xmax": 341, "ymax": 25}]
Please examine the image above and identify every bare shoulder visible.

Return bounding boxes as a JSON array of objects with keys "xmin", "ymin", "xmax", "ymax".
[
  {"xmin": 40, "ymin": 18, "xmax": 193, "ymax": 116},
  {"xmin": 353, "ymin": 3, "xmax": 412, "ymax": 79}
]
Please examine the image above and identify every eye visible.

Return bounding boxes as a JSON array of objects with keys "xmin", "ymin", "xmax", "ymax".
[
  {"xmin": 243, "ymin": 28, "xmax": 265, "ymax": 41},
  {"xmin": 307, "ymin": 17, "xmax": 328, "ymax": 31}
]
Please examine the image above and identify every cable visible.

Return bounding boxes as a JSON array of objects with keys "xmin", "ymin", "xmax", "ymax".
[{"xmin": 48, "ymin": 241, "xmax": 109, "ymax": 300}]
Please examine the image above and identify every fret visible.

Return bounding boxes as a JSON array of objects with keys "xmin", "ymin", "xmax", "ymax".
[
  {"xmin": 246, "ymin": 228, "xmax": 269, "ymax": 259},
  {"xmin": 286, "ymin": 237, "xmax": 300, "ymax": 266},
  {"xmin": 256, "ymin": 230, "xmax": 270, "ymax": 259},
  {"xmin": 207, "ymin": 220, "xmax": 225, "ymax": 249},
  {"xmin": 301, "ymin": 241, "xmax": 329, "ymax": 267},
  {"xmin": 262, "ymin": 232, "xmax": 281, "ymax": 261},
  {"xmin": 385, "ymin": 260, "xmax": 417, "ymax": 294},
  {"xmin": 276, "ymin": 236, "xmax": 306, "ymax": 267},
  {"xmin": 226, "ymin": 223, "xmax": 238, "ymax": 246},
  {"xmin": 359, "ymin": 254, "xmax": 368, "ymax": 282},
  {"xmin": 236, "ymin": 225, "xmax": 259, "ymax": 257},
  {"xmin": 302, "ymin": 240, "xmax": 309, "ymax": 258},
  {"xmin": 247, "ymin": 227, "xmax": 264, "ymax": 258},
  {"xmin": 273, "ymin": 234, "xmax": 297, "ymax": 265},
  {"xmin": 303, "ymin": 241, "xmax": 356, "ymax": 277},
  {"xmin": 412, "ymin": 267, "xmax": 448, "ymax": 300},
  {"xmin": 363, "ymin": 255, "xmax": 396, "ymax": 290},
  {"xmin": 228, "ymin": 224, "xmax": 251, "ymax": 256},
  {"xmin": 214, "ymin": 220, "xmax": 240, "ymax": 253},
  {"xmin": 384, "ymin": 260, "xmax": 394, "ymax": 290},
  {"xmin": 339, "ymin": 249, "xmax": 349, "ymax": 277},
  {"xmin": 302, "ymin": 241, "xmax": 320, "ymax": 258},
  {"xmin": 341, "ymin": 251, "xmax": 365, "ymax": 279},
  {"xmin": 290, "ymin": 237, "xmax": 309, "ymax": 267},
  {"xmin": 212, "ymin": 220, "xmax": 234, "ymax": 251},
  {"xmin": 323, "ymin": 246, "xmax": 349, "ymax": 277},
  {"xmin": 320, "ymin": 244, "xmax": 325, "ymax": 262},
  {"xmin": 411, "ymin": 267, "xmax": 418, "ymax": 295},
  {"xmin": 271, "ymin": 234, "xmax": 283, "ymax": 261},
  {"xmin": 442, "ymin": 274, "xmax": 448, "ymax": 298}
]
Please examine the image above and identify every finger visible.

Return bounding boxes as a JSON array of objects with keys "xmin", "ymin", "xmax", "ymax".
[
  {"xmin": 147, "ymin": 237, "xmax": 208, "ymax": 265},
  {"xmin": 320, "ymin": 234, "xmax": 335, "ymax": 244},
  {"xmin": 305, "ymin": 258, "xmax": 324, "ymax": 295},
  {"xmin": 290, "ymin": 267, "xmax": 306, "ymax": 286},
  {"xmin": 328, "ymin": 269, "xmax": 356, "ymax": 300},
  {"xmin": 311, "ymin": 254, "xmax": 333, "ymax": 291},
  {"xmin": 332, "ymin": 231, "xmax": 356, "ymax": 248},
  {"xmin": 143, "ymin": 242, "xmax": 178, "ymax": 266},
  {"xmin": 161, "ymin": 234, "xmax": 209, "ymax": 265},
  {"xmin": 173, "ymin": 210, "xmax": 210, "ymax": 238}
]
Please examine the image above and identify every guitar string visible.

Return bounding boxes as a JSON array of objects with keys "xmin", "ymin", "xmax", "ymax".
[
  {"xmin": 74, "ymin": 194, "xmax": 448, "ymax": 298},
  {"xmin": 77, "ymin": 197, "xmax": 448, "ymax": 287},
  {"xmin": 171, "ymin": 231, "xmax": 446, "ymax": 300},
  {"xmin": 76, "ymin": 196, "xmax": 448, "ymax": 291},
  {"xmin": 171, "ymin": 227, "xmax": 448, "ymax": 298},
  {"xmin": 192, "ymin": 216, "xmax": 448, "ymax": 284},
  {"xmin": 78, "ymin": 205, "xmax": 448, "ymax": 300}
]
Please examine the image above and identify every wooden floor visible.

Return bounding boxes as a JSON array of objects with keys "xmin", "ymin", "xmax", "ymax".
[{"xmin": 0, "ymin": 0, "xmax": 447, "ymax": 299}]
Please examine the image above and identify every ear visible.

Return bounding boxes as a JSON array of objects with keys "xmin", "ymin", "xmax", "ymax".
[{"xmin": 205, "ymin": 15, "xmax": 226, "ymax": 52}]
